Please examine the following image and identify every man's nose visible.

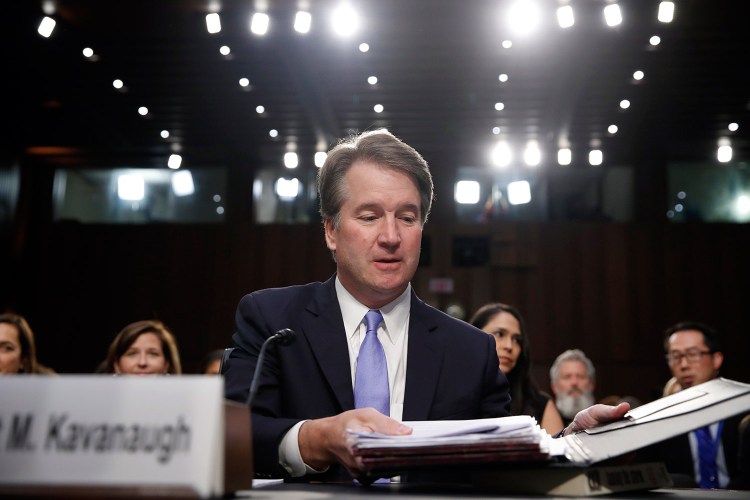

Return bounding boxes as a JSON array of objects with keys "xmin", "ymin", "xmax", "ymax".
[{"xmin": 379, "ymin": 217, "xmax": 401, "ymax": 245}]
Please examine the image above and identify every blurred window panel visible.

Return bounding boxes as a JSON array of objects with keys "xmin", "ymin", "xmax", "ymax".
[{"xmin": 667, "ymin": 162, "xmax": 750, "ymax": 223}]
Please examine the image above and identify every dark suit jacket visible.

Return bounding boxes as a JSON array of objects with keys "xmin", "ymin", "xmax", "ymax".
[
  {"xmin": 224, "ymin": 276, "xmax": 511, "ymax": 478},
  {"xmin": 638, "ymin": 412, "xmax": 748, "ymax": 488}
]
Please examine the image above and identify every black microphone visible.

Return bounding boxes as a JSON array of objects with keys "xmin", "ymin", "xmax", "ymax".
[{"xmin": 245, "ymin": 328, "xmax": 297, "ymax": 407}]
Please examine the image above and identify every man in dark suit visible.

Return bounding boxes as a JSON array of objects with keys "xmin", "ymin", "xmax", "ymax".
[
  {"xmin": 224, "ymin": 129, "xmax": 629, "ymax": 480},
  {"xmin": 640, "ymin": 321, "xmax": 748, "ymax": 488}
]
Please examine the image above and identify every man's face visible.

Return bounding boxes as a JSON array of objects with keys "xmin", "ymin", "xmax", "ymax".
[
  {"xmin": 666, "ymin": 329, "xmax": 722, "ymax": 388},
  {"xmin": 552, "ymin": 359, "xmax": 593, "ymax": 397},
  {"xmin": 325, "ymin": 161, "xmax": 423, "ymax": 309}
]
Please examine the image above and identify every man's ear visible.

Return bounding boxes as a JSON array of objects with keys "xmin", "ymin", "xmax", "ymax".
[
  {"xmin": 324, "ymin": 219, "xmax": 336, "ymax": 252},
  {"xmin": 711, "ymin": 351, "xmax": 724, "ymax": 372}
]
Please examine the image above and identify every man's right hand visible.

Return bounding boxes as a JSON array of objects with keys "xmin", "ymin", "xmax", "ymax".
[{"xmin": 298, "ymin": 408, "xmax": 412, "ymax": 476}]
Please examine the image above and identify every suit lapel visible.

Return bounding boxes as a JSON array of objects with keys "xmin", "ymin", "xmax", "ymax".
[
  {"xmin": 403, "ymin": 292, "xmax": 444, "ymax": 420},
  {"xmin": 302, "ymin": 277, "xmax": 355, "ymax": 411}
]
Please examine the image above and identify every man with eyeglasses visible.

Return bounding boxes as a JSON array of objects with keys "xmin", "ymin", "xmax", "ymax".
[{"xmin": 639, "ymin": 321, "xmax": 748, "ymax": 489}]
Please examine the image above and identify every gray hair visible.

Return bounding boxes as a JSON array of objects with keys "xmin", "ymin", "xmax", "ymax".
[
  {"xmin": 317, "ymin": 129, "xmax": 434, "ymax": 229},
  {"xmin": 549, "ymin": 349, "xmax": 596, "ymax": 385}
]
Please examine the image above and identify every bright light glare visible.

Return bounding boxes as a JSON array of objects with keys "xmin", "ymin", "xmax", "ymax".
[
  {"xmin": 113, "ymin": 79, "xmax": 124, "ymax": 89},
  {"xmin": 507, "ymin": 1, "xmax": 541, "ymax": 35},
  {"xmin": 736, "ymin": 195, "xmax": 750, "ymax": 216},
  {"xmin": 523, "ymin": 141, "xmax": 541, "ymax": 167},
  {"xmin": 502, "ymin": 40, "xmax": 513, "ymax": 49},
  {"xmin": 728, "ymin": 123, "xmax": 739, "ymax": 132},
  {"xmin": 314, "ymin": 152, "xmax": 327, "ymax": 168},
  {"xmin": 239, "ymin": 78, "xmax": 250, "ymax": 87},
  {"xmin": 495, "ymin": 102, "xmax": 505, "ymax": 111},
  {"xmin": 38, "ymin": 17, "xmax": 56, "ymax": 38},
  {"xmin": 251, "ymin": 13, "xmax": 270, "ymax": 35},
  {"xmin": 368, "ymin": 76, "xmax": 378, "ymax": 85},
  {"xmin": 507, "ymin": 181, "xmax": 531, "ymax": 205},
  {"xmin": 220, "ymin": 45, "xmax": 231, "ymax": 55},
  {"xmin": 455, "ymin": 181, "xmax": 481, "ymax": 205},
  {"xmin": 256, "ymin": 105, "xmax": 265, "ymax": 114},
  {"xmin": 359, "ymin": 43, "xmax": 369, "ymax": 52},
  {"xmin": 269, "ymin": 129, "xmax": 278, "ymax": 138},
  {"xmin": 171, "ymin": 170, "xmax": 195, "ymax": 196},
  {"xmin": 275, "ymin": 178, "xmax": 300, "ymax": 199},
  {"xmin": 557, "ymin": 5, "xmax": 575, "ymax": 28},
  {"xmin": 492, "ymin": 127, "xmax": 501, "ymax": 135},
  {"xmin": 118, "ymin": 174, "xmax": 144, "ymax": 201},
  {"xmin": 331, "ymin": 3, "xmax": 359, "ymax": 37},
  {"xmin": 658, "ymin": 2, "xmax": 675, "ymax": 23},
  {"xmin": 374, "ymin": 104, "xmax": 384, "ymax": 113},
  {"xmin": 160, "ymin": 130, "xmax": 169, "ymax": 139},
  {"xmin": 168, "ymin": 154, "xmax": 182, "ymax": 169},
  {"xmin": 206, "ymin": 13, "xmax": 221, "ymax": 34},
  {"xmin": 717, "ymin": 145, "xmax": 732, "ymax": 163},
  {"xmin": 83, "ymin": 47, "xmax": 94, "ymax": 58},
  {"xmin": 491, "ymin": 141, "xmax": 512, "ymax": 168},
  {"xmin": 608, "ymin": 124, "xmax": 618, "ymax": 134},
  {"xmin": 558, "ymin": 148, "xmax": 572, "ymax": 166},
  {"xmin": 138, "ymin": 107, "xmax": 149, "ymax": 116},
  {"xmin": 619, "ymin": 99, "xmax": 630, "ymax": 109},
  {"xmin": 498, "ymin": 74, "xmax": 509, "ymax": 83},
  {"xmin": 294, "ymin": 11, "xmax": 312, "ymax": 33},
  {"xmin": 633, "ymin": 70, "xmax": 644, "ymax": 80},
  {"xmin": 284, "ymin": 152, "xmax": 299, "ymax": 169},
  {"xmin": 589, "ymin": 150, "xmax": 603, "ymax": 166},
  {"xmin": 603, "ymin": 4, "xmax": 623, "ymax": 27},
  {"xmin": 650, "ymin": 36, "xmax": 661, "ymax": 46}
]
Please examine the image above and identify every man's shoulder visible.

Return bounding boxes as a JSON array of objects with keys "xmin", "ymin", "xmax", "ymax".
[
  {"xmin": 412, "ymin": 296, "xmax": 485, "ymax": 337},
  {"xmin": 239, "ymin": 279, "xmax": 332, "ymax": 308}
]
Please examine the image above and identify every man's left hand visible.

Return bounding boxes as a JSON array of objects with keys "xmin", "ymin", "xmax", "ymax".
[{"xmin": 563, "ymin": 402, "xmax": 630, "ymax": 436}]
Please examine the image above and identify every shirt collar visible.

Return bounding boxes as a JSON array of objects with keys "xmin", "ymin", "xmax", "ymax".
[{"xmin": 335, "ymin": 277, "xmax": 411, "ymax": 345}]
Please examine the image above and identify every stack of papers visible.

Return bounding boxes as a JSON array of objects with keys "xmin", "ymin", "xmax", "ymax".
[{"xmin": 348, "ymin": 416, "xmax": 555, "ymax": 475}]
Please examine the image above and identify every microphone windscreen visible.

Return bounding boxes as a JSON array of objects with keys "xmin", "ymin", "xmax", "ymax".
[{"xmin": 274, "ymin": 328, "xmax": 296, "ymax": 346}]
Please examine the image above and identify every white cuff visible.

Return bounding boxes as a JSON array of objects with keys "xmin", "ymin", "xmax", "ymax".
[{"xmin": 278, "ymin": 420, "xmax": 329, "ymax": 477}]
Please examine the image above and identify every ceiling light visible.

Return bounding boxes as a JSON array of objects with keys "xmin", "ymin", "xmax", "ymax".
[
  {"xmin": 160, "ymin": 130, "xmax": 169, "ymax": 139},
  {"xmin": 256, "ymin": 105, "xmax": 265, "ymax": 114},
  {"xmin": 603, "ymin": 4, "xmax": 622, "ymax": 27},
  {"xmin": 220, "ymin": 45, "xmax": 231, "ymax": 55},
  {"xmin": 502, "ymin": 40, "xmax": 513, "ymax": 49},
  {"xmin": 717, "ymin": 144, "xmax": 732, "ymax": 163},
  {"xmin": 557, "ymin": 5, "xmax": 575, "ymax": 29},
  {"xmin": 589, "ymin": 150, "xmax": 603, "ymax": 166},
  {"xmin": 649, "ymin": 35, "xmax": 661, "ymax": 46},
  {"xmin": 558, "ymin": 148, "xmax": 572, "ymax": 166},
  {"xmin": 507, "ymin": 0, "xmax": 541, "ymax": 35},
  {"xmin": 284, "ymin": 152, "xmax": 298, "ymax": 169},
  {"xmin": 250, "ymin": 12, "xmax": 270, "ymax": 35},
  {"xmin": 294, "ymin": 11, "xmax": 312, "ymax": 33},
  {"xmin": 498, "ymin": 74, "xmax": 509, "ymax": 83},
  {"xmin": 171, "ymin": 170, "xmax": 195, "ymax": 196},
  {"xmin": 82, "ymin": 47, "xmax": 94, "ymax": 58},
  {"xmin": 269, "ymin": 129, "xmax": 278, "ymax": 138},
  {"xmin": 494, "ymin": 102, "xmax": 505, "ymax": 111},
  {"xmin": 112, "ymin": 79, "xmax": 124, "ymax": 89},
  {"xmin": 658, "ymin": 2, "xmax": 675, "ymax": 23},
  {"xmin": 331, "ymin": 3, "xmax": 359, "ymax": 37},
  {"xmin": 507, "ymin": 180, "xmax": 531, "ymax": 205},
  {"xmin": 374, "ymin": 104, "xmax": 384, "ymax": 113},
  {"xmin": 736, "ymin": 195, "xmax": 750, "ymax": 217},
  {"xmin": 216, "ymin": 206, "xmax": 225, "ymax": 215},
  {"xmin": 206, "ymin": 13, "xmax": 221, "ymax": 34},
  {"xmin": 492, "ymin": 127, "xmax": 501, "ymax": 135},
  {"xmin": 167, "ymin": 154, "xmax": 182, "ymax": 169},
  {"xmin": 619, "ymin": 99, "xmax": 630, "ymax": 109},
  {"xmin": 275, "ymin": 178, "xmax": 300, "ymax": 199},
  {"xmin": 491, "ymin": 141, "xmax": 512, "ymax": 168},
  {"xmin": 138, "ymin": 107, "xmax": 149, "ymax": 116},
  {"xmin": 314, "ymin": 152, "xmax": 327, "ymax": 168},
  {"xmin": 38, "ymin": 17, "xmax": 56, "ymax": 38},
  {"xmin": 239, "ymin": 78, "xmax": 250, "ymax": 87},
  {"xmin": 118, "ymin": 174, "xmax": 144, "ymax": 201},
  {"xmin": 633, "ymin": 70, "xmax": 644, "ymax": 80},
  {"xmin": 728, "ymin": 123, "xmax": 739, "ymax": 132},
  {"xmin": 455, "ymin": 181, "xmax": 481, "ymax": 205},
  {"xmin": 608, "ymin": 125, "xmax": 618, "ymax": 134},
  {"xmin": 368, "ymin": 76, "xmax": 378, "ymax": 85},
  {"xmin": 359, "ymin": 43, "xmax": 369, "ymax": 53},
  {"xmin": 523, "ymin": 141, "xmax": 541, "ymax": 167}
]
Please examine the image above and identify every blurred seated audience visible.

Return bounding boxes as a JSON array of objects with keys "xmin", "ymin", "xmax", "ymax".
[
  {"xmin": 470, "ymin": 303, "xmax": 564, "ymax": 435},
  {"xmin": 101, "ymin": 320, "xmax": 181, "ymax": 375},
  {"xmin": 0, "ymin": 313, "xmax": 55, "ymax": 374},
  {"xmin": 199, "ymin": 348, "xmax": 224, "ymax": 375}
]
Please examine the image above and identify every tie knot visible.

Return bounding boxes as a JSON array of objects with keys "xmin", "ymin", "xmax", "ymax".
[{"xmin": 364, "ymin": 310, "xmax": 383, "ymax": 334}]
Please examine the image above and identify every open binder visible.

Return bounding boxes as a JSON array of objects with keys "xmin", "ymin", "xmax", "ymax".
[{"xmin": 350, "ymin": 377, "xmax": 750, "ymax": 496}]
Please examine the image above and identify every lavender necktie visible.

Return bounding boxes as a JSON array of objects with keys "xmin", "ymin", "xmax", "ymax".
[{"xmin": 354, "ymin": 310, "xmax": 390, "ymax": 416}]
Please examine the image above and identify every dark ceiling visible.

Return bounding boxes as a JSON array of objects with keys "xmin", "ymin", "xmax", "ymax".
[{"xmin": 7, "ymin": 0, "xmax": 750, "ymax": 174}]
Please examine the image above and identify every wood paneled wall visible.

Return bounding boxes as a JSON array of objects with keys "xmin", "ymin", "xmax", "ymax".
[{"xmin": 7, "ymin": 220, "xmax": 750, "ymax": 404}]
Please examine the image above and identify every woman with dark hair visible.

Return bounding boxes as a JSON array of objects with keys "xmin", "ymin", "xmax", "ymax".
[
  {"xmin": 103, "ymin": 320, "xmax": 182, "ymax": 375},
  {"xmin": 0, "ymin": 313, "xmax": 42, "ymax": 374},
  {"xmin": 469, "ymin": 303, "xmax": 563, "ymax": 435}
]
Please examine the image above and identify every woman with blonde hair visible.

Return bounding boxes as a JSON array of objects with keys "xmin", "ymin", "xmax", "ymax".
[{"xmin": 103, "ymin": 320, "xmax": 182, "ymax": 375}]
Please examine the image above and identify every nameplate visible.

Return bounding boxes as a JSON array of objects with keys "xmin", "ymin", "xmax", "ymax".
[{"xmin": 0, "ymin": 375, "xmax": 224, "ymax": 497}]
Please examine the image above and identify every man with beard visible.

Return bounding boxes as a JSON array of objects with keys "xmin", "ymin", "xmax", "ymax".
[{"xmin": 549, "ymin": 349, "xmax": 596, "ymax": 427}]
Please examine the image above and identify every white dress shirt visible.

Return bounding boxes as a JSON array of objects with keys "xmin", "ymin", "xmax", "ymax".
[{"xmin": 278, "ymin": 277, "xmax": 411, "ymax": 476}]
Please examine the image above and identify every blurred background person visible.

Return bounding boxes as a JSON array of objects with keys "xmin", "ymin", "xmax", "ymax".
[
  {"xmin": 470, "ymin": 303, "xmax": 564, "ymax": 435},
  {"xmin": 102, "ymin": 320, "xmax": 181, "ymax": 375},
  {"xmin": 549, "ymin": 348, "xmax": 596, "ymax": 427},
  {"xmin": 0, "ymin": 312, "xmax": 55, "ymax": 374},
  {"xmin": 199, "ymin": 348, "xmax": 225, "ymax": 375}
]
